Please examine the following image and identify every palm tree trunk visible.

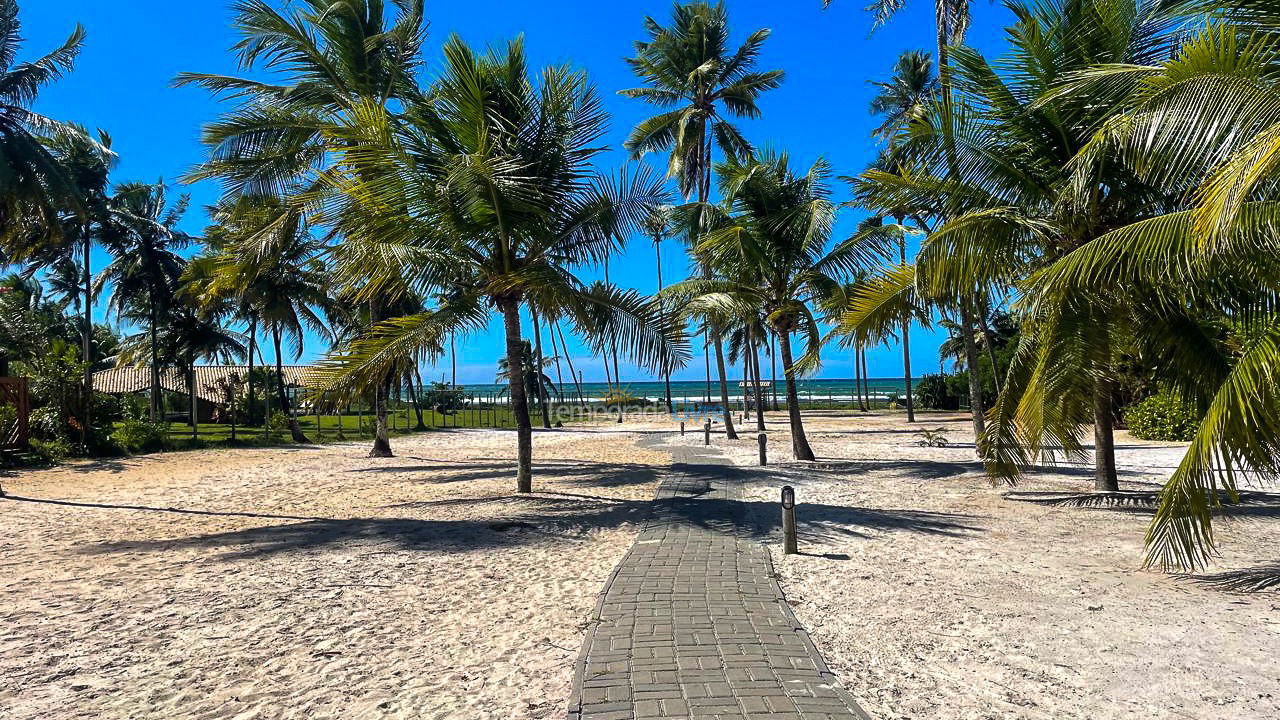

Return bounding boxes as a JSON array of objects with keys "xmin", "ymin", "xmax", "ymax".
[
  {"xmin": 82, "ymin": 225, "xmax": 92, "ymax": 450},
  {"xmin": 978, "ymin": 307, "xmax": 1002, "ymax": 394},
  {"xmin": 246, "ymin": 318, "xmax": 257, "ymax": 426},
  {"xmin": 369, "ymin": 377, "xmax": 392, "ymax": 455},
  {"xmin": 556, "ymin": 322, "xmax": 586, "ymax": 409},
  {"xmin": 499, "ymin": 297, "xmax": 533, "ymax": 493},
  {"xmin": 450, "ymin": 332, "xmax": 456, "ymax": 387},
  {"xmin": 960, "ymin": 302, "xmax": 986, "ymax": 441},
  {"xmin": 1093, "ymin": 376, "xmax": 1119, "ymax": 491},
  {"xmin": 188, "ymin": 358, "xmax": 197, "ymax": 441},
  {"xmin": 271, "ymin": 326, "xmax": 311, "ymax": 444},
  {"xmin": 899, "ymin": 237, "xmax": 916, "ymax": 423},
  {"xmin": 548, "ymin": 315, "xmax": 565, "ymax": 399},
  {"xmin": 862, "ymin": 348, "xmax": 871, "ymax": 409},
  {"xmin": 656, "ymin": 239, "xmax": 674, "ymax": 414},
  {"xmin": 408, "ymin": 369, "xmax": 426, "ymax": 430},
  {"xmin": 751, "ymin": 333, "xmax": 766, "ymax": 433},
  {"xmin": 368, "ymin": 298, "xmax": 392, "ymax": 457},
  {"xmin": 777, "ymin": 327, "xmax": 815, "ymax": 461},
  {"xmin": 531, "ymin": 305, "xmax": 552, "ymax": 430},
  {"xmin": 770, "ymin": 332, "xmax": 779, "ymax": 411},
  {"xmin": 149, "ymin": 305, "xmax": 161, "ymax": 422},
  {"xmin": 713, "ymin": 328, "xmax": 738, "ymax": 440},
  {"xmin": 854, "ymin": 347, "xmax": 865, "ymax": 412},
  {"xmin": 704, "ymin": 329, "xmax": 712, "ymax": 402}
]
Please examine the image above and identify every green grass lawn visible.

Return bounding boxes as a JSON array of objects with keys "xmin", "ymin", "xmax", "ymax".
[{"xmin": 152, "ymin": 407, "xmax": 520, "ymax": 450}]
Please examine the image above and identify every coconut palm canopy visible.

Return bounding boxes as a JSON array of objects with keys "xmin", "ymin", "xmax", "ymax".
[{"xmin": 6, "ymin": 0, "xmax": 1280, "ymax": 572}]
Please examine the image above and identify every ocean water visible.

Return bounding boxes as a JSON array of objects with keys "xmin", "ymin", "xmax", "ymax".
[{"xmin": 447, "ymin": 377, "xmax": 917, "ymax": 403}]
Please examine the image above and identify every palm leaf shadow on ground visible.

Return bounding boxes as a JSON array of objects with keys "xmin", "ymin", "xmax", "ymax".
[
  {"xmin": 1185, "ymin": 563, "xmax": 1280, "ymax": 593},
  {"xmin": 32, "ymin": 455, "xmax": 981, "ymax": 562},
  {"xmin": 1004, "ymin": 490, "xmax": 1280, "ymax": 518}
]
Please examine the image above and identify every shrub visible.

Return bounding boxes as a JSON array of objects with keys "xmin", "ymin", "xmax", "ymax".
[
  {"xmin": 914, "ymin": 374, "xmax": 961, "ymax": 410},
  {"xmin": 111, "ymin": 417, "xmax": 170, "ymax": 453},
  {"xmin": 28, "ymin": 437, "xmax": 73, "ymax": 464},
  {"xmin": 1123, "ymin": 392, "xmax": 1199, "ymax": 442},
  {"xmin": 0, "ymin": 404, "xmax": 15, "ymax": 440},
  {"xmin": 265, "ymin": 410, "xmax": 291, "ymax": 439}
]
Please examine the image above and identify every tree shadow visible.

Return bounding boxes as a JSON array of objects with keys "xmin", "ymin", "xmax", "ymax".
[
  {"xmin": 2, "ymin": 494, "xmax": 326, "ymax": 521},
  {"xmin": 802, "ymin": 458, "xmax": 984, "ymax": 481},
  {"xmin": 347, "ymin": 458, "xmax": 663, "ymax": 489},
  {"xmin": 68, "ymin": 459, "xmax": 980, "ymax": 562},
  {"xmin": 1185, "ymin": 563, "xmax": 1280, "ymax": 593},
  {"xmin": 1004, "ymin": 490, "xmax": 1280, "ymax": 518}
]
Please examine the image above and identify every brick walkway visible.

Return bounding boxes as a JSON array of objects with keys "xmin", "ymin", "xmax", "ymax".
[{"xmin": 566, "ymin": 442, "xmax": 870, "ymax": 720}]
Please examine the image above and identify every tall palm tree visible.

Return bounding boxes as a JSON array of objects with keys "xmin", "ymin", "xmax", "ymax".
[
  {"xmin": 826, "ymin": 0, "xmax": 986, "ymax": 431},
  {"xmin": 96, "ymin": 181, "xmax": 192, "ymax": 420},
  {"xmin": 41, "ymin": 125, "xmax": 116, "ymax": 447},
  {"xmin": 672, "ymin": 150, "xmax": 852, "ymax": 461},
  {"xmin": 1018, "ymin": 7, "xmax": 1280, "ymax": 569},
  {"xmin": 869, "ymin": 49, "xmax": 938, "ymax": 141},
  {"xmin": 179, "ymin": 0, "xmax": 427, "ymax": 457},
  {"xmin": 846, "ymin": 0, "xmax": 1183, "ymax": 489},
  {"xmin": 643, "ymin": 205, "xmax": 677, "ymax": 414},
  {"xmin": 0, "ymin": 0, "xmax": 86, "ymax": 254},
  {"xmin": 622, "ymin": 1, "xmax": 784, "ymax": 441},
  {"xmin": 316, "ymin": 37, "xmax": 686, "ymax": 492},
  {"xmin": 195, "ymin": 197, "xmax": 332, "ymax": 443}
]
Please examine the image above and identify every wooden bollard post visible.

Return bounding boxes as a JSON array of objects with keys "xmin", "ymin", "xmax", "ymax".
[
  {"xmin": 704, "ymin": 418, "xmax": 711, "ymax": 446},
  {"xmin": 680, "ymin": 421, "xmax": 685, "ymax": 436},
  {"xmin": 758, "ymin": 433, "xmax": 767, "ymax": 466},
  {"xmin": 782, "ymin": 485, "xmax": 797, "ymax": 555}
]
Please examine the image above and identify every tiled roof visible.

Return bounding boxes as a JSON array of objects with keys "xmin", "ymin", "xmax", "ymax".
[{"xmin": 93, "ymin": 365, "xmax": 320, "ymax": 404}]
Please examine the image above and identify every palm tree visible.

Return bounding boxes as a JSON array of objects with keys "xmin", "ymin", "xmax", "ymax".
[
  {"xmin": 846, "ymin": 0, "xmax": 1182, "ymax": 491},
  {"xmin": 622, "ymin": 1, "xmax": 784, "ymax": 441},
  {"xmin": 41, "ymin": 125, "xmax": 116, "ymax": 447},
  {"xmin": 496, "ymin": 340, "xmax": 559, "ymax": 410},
  {"xmin": 195, "ymin": 197, "xmax": 332, "ymax": 444},
  {"xmin": 315, "ymin": 37, "xmax": 685, "ymax": 492},
  {"xmin": 153, "ymin": 304, "xmax": 245, "ymax": 440},
  {"xmin": 643, "ymin": 205, "xmax": 677, "ymax": 414},
  {"xmin": 179, "ymin": 0, "xmax": 427, "ymax": 457},
  {"xmin": 0, "ymin": 0, "xmax": 86, "ymax": 255},
  {"xmin": 672, "ymin": 150, "xmax": 852, "ymax": 461},
  {"xmin": 830, "ymin": 0, "xmax": 986, "ymax": 430},
  {"xmin": 96, "ymin": 181, "xmax": 192, "ymax": 420},
  {"xmin": 869, "ymin": 49, "xmax": 938, "ymax": 141},
  {"xmin": 1015, "ymin": 7, "xmax": 1280, "ymax": 569}
]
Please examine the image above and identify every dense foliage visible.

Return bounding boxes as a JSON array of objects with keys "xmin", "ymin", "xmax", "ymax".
[{"xmin": 1124, "ymin": 392, "xmax": 1200, "ymax": 443}]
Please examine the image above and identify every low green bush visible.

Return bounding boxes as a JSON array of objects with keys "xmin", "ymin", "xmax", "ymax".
[
  {"xmin": 0, "ymin": 404, "xmax": 16, "ymax": 439},
  {"xmin": 28, "ymin": 437, "xmax": 73, "ymax": 464},
  {"xmin": 1123, "ymin": 392, "xmax": 1199, "ymax": 441},
  {"xmin": 111, "ymin": 417, "xmax": 170, "ymax": 453},
  {"xmin": 263, "ymin": 410, "xmax": 291, "ymax": 440}
]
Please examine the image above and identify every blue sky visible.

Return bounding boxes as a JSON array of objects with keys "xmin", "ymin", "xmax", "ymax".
[{"xmin": 24, "ymin": 0, "xmax": 1017, "ymax": 384}]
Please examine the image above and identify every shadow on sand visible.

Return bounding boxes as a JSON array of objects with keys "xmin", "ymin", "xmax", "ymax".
[{"xmin": 4, "ymin": 454, "xmax": 982, "ymax": 562}]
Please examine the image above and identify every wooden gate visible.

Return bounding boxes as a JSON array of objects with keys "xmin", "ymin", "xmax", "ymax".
[{"xmin": 0, "ymin": 377, "xmax": 30, "ymax": 449}]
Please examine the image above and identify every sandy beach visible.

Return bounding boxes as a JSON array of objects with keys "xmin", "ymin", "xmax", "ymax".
[
  {"xmin": 722, "ymin": 412, "xmax": 1280, "ymax": 720},
  {"xmin": 3, "ymin": 413, "xmax": 1277, "ymax": 719},
  {"xmin": 1, "ymin": 427, "xmax": 668, "ymax": 720}
]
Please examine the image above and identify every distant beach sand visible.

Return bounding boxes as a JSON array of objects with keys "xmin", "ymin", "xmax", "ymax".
[{"xmin": 2, "ymin": 413, "xmax": 1276, "ymax": 719}]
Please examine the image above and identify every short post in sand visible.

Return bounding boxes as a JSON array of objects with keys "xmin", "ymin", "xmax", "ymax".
[
  {"xmin": 680, "ymin": 421, "xmax": 685, "ymax": 436},
  {"xmin": 781, "ymin": 485, "xmax": 797, "ymax": 555},
  {"xmin": 704, "ymin": 418, "xmax": 711, "ymax": 446},
  {"xmin": 758, "ymin": 433, "xmax": 767, "ymax": 466}
]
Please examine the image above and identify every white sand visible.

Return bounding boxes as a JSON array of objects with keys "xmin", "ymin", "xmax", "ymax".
[
  {"xmin": 1, "ymin": 427, "xmax": 667, "ymax": 720},
  {"xmin": 714, "ymin": 411, "xmax": 1280, "ymax": 720},
  {"xmin": 4, "ymin": 412, "xmax": 1277, "ymax": 719}
]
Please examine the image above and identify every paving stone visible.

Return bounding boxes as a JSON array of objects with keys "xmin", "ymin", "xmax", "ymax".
[{"xmin": 565, "ymin": 442, "xmax": 870, "ymax": 720}]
